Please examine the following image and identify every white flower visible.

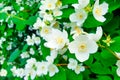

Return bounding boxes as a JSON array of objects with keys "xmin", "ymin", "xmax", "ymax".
[
  {"xmin": 74, "ymin": 64, "xmax": 85, "ymax": 74},
  {"xmin": 0, "ymin": 55, "xmax": 5, "ymax": 64},
  {"xmin": 70, "ymin": 23, "xmax": 85, "ymax": 39},
  {"xmin": 58, "ymin": 47, "xmax": 67, "ymax": 55},
  {"xmin": 40, "ymin": 0, "xmax": 57, "ymax": 10},
  {"xmin": 29, "ymin": 48, "xmax": 35, "ymax": 55},
  {"xmin": 69, "ymin": 9, "xmax": 88, "ymax": 26},
  {"xmin": 67, "ymin": 58, "xmax": 78, "ymax": 70},
  {"xmin": 24, "ymin": 58, "xmax": 37, "ymax": 80},
  {"xmin": 16, "ymin": 0, "xmax": 22, "ymax": 5},
  {"xmin": 68, "ymin": 35, "xmax": 98, "ymax": 62},
  {"xmin": 43, "ymin": 13, "xmax": 53, "ymax": 21},
  {"xmin": 26, "ymin": 36, "xmax": 34, "ymax": 46},
  {"xmin": 1, "ymin": 6, "xmax": 12, "ymax": 13},
  {"xmin": 44, "ymin": 29, "xmax": 69, "ymax": 50},
  {"xmin": 115, "ymin": 52, "xmax": 120, "ymax": 58},
  {"xmin": 0, "ymin": 3, "xmax": 4, "ymax": 8},
  {"xmin": 15, "ymin": 68, "xmax": 25, "ymax": 78},
  {"xmin": 33, "ymin": 18, "xmax": 45, "ymax": 30},
  {"xmin": 0, "ymin": 68, "xmax": 7, "ymax": 77},
  {"xmin": 11, "ymin": 66, "xmax": 17, "ymax": 77},
  {"xmin": 72, "ymin": 0, "xmax": 90, "ymax": 9},
  {"xmin": 46, "ymin": 55, "xmax": 55, "ymax": 64},
  {"xmin": 32, "ymin": 34, "xmax": 41, "ymax": 45},
  {"xmin": 93, "ymin": 0, "xmax": 108, "ymax": 22},
  {"xmin": 36, "ymin": 61, "xmax": 48, "ymax": 76},
  {"xmin": 26, "ymin": 34, "xmax": 41, "ymax": 46},
  {"xmin": 87, "ymin": 27, "xmax": 103, "ymax": 42},
  {"xmin": 116, "ymin": 60, "xmax": 120, "ymax": 76},
  {"xmin": 53, "ymin": 9, "xmax": 63, "ymax": 17},
  {"xmin": 48, "ymin": 64, "xmax": 59, "ymax": 77},
  {"xmin": 20, "ymin": 52, "xmax": 30, "ymax": 58},
  {"xmin": 40, "ymin": 27, "xmax": 52, "ymax": 40}
]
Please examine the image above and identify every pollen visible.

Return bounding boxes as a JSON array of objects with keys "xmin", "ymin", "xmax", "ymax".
[
  {"xmin": 74, "ymin": 26, "xmax": 82, "ymax": 35},
  {"xmin": 95, "ymin": 7, "xmax": 102, "ymax": 16},
  {"xmin": 47, "ymin": 3, "xmax": 52, "ymax": 8},
  {"xmin": 78, "ymin": 13, "xmax": 83, "ymax": 19},
  {"xmin": 56, "ymin": 37, "xmax": 64, "ymax": 44},
  {"xmin": 78, "ymin": 43, "xmax": 87, "ymax": 52},
  {"xmin": 43, "ymin": 28, "xmax": 49, "ymax": 34}
]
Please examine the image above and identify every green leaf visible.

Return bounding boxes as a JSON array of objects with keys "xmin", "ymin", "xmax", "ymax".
[
  {"xmin": 41, "ymin": 40, "xmax": 50, "ymax": 60},
  {"xmin": 103, "ymin": 16, "xmax": 119, "ymax": 32},
  {"xmin": 61, "ymin": 0, "xmax": 78, "ymax": 5},
  {"xmin": 7, "ymin": 29, "xmax": 14, "ymax": 37},
  {"xmin": 66, "ymin": 69, "xmax": 83, "ymax": 80},
  {"xmin": 84, "ymin": 55, "xmax": 93, "ymax": 66},
  {"xmin": 21, "ymin": 44, "xmax": 29, "ymax": 52},
  {"xmin": 101, "ymin": 49, "xmax": 115, "ymax": 59},
  {"xmin": 0, "ymin": 12, "xmax": 8, "ymax": 20},
  {"xmin": 25, "ymin": 16, "xmax": 37, "ymax": 25},
  {"xmin": 91, "ymin": 62, "xmax": 111, "ymax": 74},
  {"xmin": 0, "ymin": 24, "xmax": 6, "ymax": 33},
  {"xmin": 97, "ymin": 76, "xmax": 112, "ymax": 80},
  {"xmin": 110, "ymin": 36, "xmax": 120, "ymax": 52},
  {"xmin": 111, "ymin": 66, "xmax": 120, "ymax": 80},
  {"xmin": 8, "ymin": 49, "xmax": 21, "ymax": 62},
  {"xmin": 10, "ymin": 17, "xmax": 26, "ymax": 30},
  {"xmin": 108, "ymin": 0, "xmax": 120, "ymax": 13},
  {"xmin": 51, "ymin": 67, "xmax": 66, "ymax": 80},
  {"xmin": 62, "ymin": 8, "xmax": 74, "ymax": 18},
  {"xmin": 83, "ymin": 14, "xmax": 102, "ymax": 28}
]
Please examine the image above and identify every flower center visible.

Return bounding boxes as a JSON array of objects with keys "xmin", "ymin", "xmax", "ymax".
[
  {"xmin": 47, "ymin": 3, "xmax": 52, "ymax": 8},
  {"xmin": 43, "ymin": 28, "xmax": 49, "ymax": 34},
  {"xmin": 95, "ymin": 7, "xmax": 102, "ymax": 16},
  {"xmin": 78, "ymin": 13, "xmax": 83, "ymax": 19},
  {"xmin": 74, "ymin": 26, "xmax": 82, "ymax": 35},
  {"xmin": 78, "ymin": 43, "xmax": 87, "ymax": 52},
  {"xmin": 56, "ymin": 37, "xmax": 64, "ymax": 44}
]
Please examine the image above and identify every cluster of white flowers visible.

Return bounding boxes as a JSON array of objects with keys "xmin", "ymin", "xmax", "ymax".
[
  {"xmin": 0, "ymin": 37, "xmax": 6, "ymax": 48},
  {"xmin": 0, "ymin": 55, "xmax": 5, "ymax": 65},
  {"xmin": 69, "ymin": 0, "xmax": 108, "ymax": 27},
  {"xmin": 0, "ymin": 0, "xmax": 112, "ymax": 79},
  {"xmin": 26, "ymin": 34, "xmax": 41, "ymax": 46},
  {"xmin": 11, "ymin": 58, "xmax": 59, "ymax": 80},
  {"xmin": 29, "ymin": 0, "xmax": 104, "ymax": 78},
  {"xmin": 67, "ymin": 58, "xmax": 85, "ymax": 74},
  {"xmin": 0, "ymin": 68, "xmax": 7, "ymax": 77}
]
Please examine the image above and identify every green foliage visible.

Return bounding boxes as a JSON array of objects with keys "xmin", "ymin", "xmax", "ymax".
[
  {"xmin": 8, "ymin": 49, "xmax": 21, "ymax": 62},
  {"xmin": 62, "ymin": 8, "xmax": 74, "ymax": 19},
  {"xmin": 51, "ymin": 67, "xmax": 66, "ymax": 80},
  {"xmin": 90, "ymin": 61, "xmax": 111, "ymax": 74},
  {"xmin": 61, "ymin": 0, "xmax": 78, "ymax": 5},
  {"xmin": 66, "ymin": 69, "xmax": 83, "ymax": 80},
  {"xmin": 0, "ymin": 0, "xmax": 120, "ymax": 80}
]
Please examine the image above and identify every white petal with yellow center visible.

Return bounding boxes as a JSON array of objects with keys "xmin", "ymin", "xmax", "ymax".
[
  {"xmin": 70, "ymin": 9, "xmax": 88, "ymax": 26},
  {"xmin": 68, "ymin": 35, "xmax": 98, "ymax": 62},
  {"xmin": 93, "ymin": 0, "xmax": 108, "ymax": 22}
]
